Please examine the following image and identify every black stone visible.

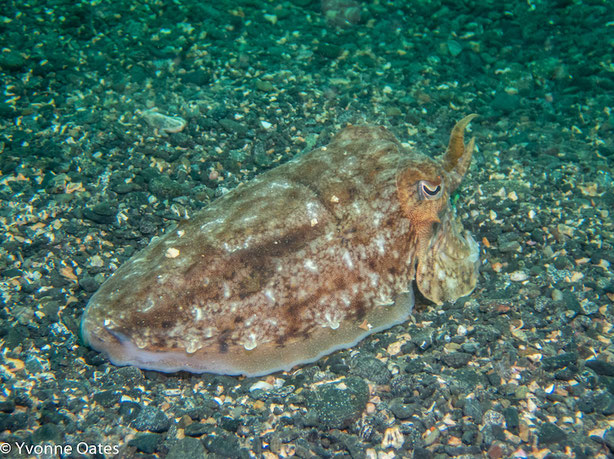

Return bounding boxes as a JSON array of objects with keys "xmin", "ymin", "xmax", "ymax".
[
  {"xmin": 167, "ymin": 437, "xmax": 206, "ymax": 459},
  {"xmin": 541, "ymin": 352, "xmax": 577, "ymax": 371},
  {"xmin": 203, "ymin": 433, "xmax": 242, "ymax": 458},
  {"xmin": 315, "ymin": 43, "xmax": 342, "ymax": 59},
  {"xmin": 220, "ymin": 416, "xmax": 240, "ymax": 433},
  {"xmin": 389, "ymin": 398, "xmax": 414, "ymax": 420},
  {"xmin": 149, "ymin": 176, "xmax": 190, "ymax": 199},
  {"xmin": 218, "ymin": 118, "xmax": 248, "ymax": 136},
  {"xmin": 576, "ymin": 394, "xmax": 595, "ymax": 413},
  {"xmin": 586, "ymin": 359, "xmax": 614, "ymax": 377},
  {"xmin": 184, "ymin": 422, "xmax": 210, "ymax": 437},
  {"xmin": 132, "ymin": 406, "xmax": 171, "ymax": 433},
  {"xmin": 305, "ymin": 376, "xmax": 369, "ymax": 429},
  {"xmin": 79, "ymin": 276, "xmax": 100, "ymax": 293},
  {"xmin": 562, "ymin": 292, "xmax": 581, "ymax": 313},
  {"xmin": 82, "ymin": 208, "xmax": 115, "ymax": 224},
  {"xmin": 595, "ymin": 391, "xmax": 614, "ymax": 416},
  {"xmin": 32, "ymin": 423, "xmax": 63, "ymax": 444},
  {"xmin": 461, "ymin": 428, "xmax": 478, "ymax": 445},
  {"xmin": 104, "ymin": 366, "xmax": 144, "ymax": 386},
  {"xmin": 442, "ymin": 352, "xmax": 472, "ymax": 368},
  {"xmin": 92, "ymin": 390, "xmax": 120, "ymax": 408},
  {"xmin": 0, "ymin": 103, "xmax": 16, "ymax": 118},
  {"xmin": 180, "ymin": 70, "xmax": 211, "ymax": 86},
  {"xmin": 538, "ymin": 422, "xmax": 567, "ymax": 445},
  {"xmin": 129, "ymin": 433, "xmax": 161, "ymax": 454},
  {"xmin": 350, "ymin": 355, "xmax": 391, "ymax": 384},
  {"xmin": 0, "ymin": 400, "xmax": 15, "ymax": 413},
  {"xmin": 413, "ymin": 447, "xmax": 433, "ymax": 459},
  {"xmin": 492, "ymin": 91, "xmax": 520, "ymax": 114},
  {"xmin": 410, "ymin": 331, "xmax": 434, "ymax": 351},
  {"xmin": 463, "ymin": 399, "xmax": 483, "ymax": 423},
  {"xmin": 119, "ymin": 401, "xmax": 142, "ymax": 423},
  {"xmin": 92, "ymin": 202, "xmax": 116, "ymax": 217},
  {"xmin": 404, "ymin": 359, "xmax": 426, "ymax": 374},
  {"xmin": 503, "ymin": 406, "xmax": 519, "ymax": 432},
  {"xmin": 603, "ymin": 428, "xmax": 614, "ymax": 451},
  {"xmin": 0, "ymin": 51, "xmax": 26, "ymax": 71}
]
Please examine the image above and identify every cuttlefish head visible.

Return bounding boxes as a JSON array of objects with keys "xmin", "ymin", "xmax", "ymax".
[{"xmin": 396, "ymin": 114, "xmax": 480, "ymax": 304}]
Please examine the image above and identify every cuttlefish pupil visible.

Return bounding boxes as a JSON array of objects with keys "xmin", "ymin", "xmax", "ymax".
[{"xmin": 418, "ymin": 179, "xmax": 443, "ymax": 200}]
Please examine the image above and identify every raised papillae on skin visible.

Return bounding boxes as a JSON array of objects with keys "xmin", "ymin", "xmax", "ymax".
[{"xmin": 81, "ymin": 115, "xmax": 480, "ymax": 376}]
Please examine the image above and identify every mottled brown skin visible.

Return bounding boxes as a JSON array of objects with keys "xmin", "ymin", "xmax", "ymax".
[{"xmin": 81, "ymin": 115, "xmax": 479, "ymax": 376}]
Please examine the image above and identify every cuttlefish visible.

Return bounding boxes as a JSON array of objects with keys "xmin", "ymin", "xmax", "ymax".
[{"xmin": 81, "ymin": 115, "xmax": 480, "ymax": 376}]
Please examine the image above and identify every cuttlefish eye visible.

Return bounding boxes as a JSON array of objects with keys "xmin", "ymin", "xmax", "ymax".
[{"xmin": 418, "ymin": 180, "xmax": 444, "ymax": 200}]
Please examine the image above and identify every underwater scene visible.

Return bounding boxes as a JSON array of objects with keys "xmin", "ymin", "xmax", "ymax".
[{"xmin": 1, "ymin": 0, "xmax": 614, "ymax": 457}]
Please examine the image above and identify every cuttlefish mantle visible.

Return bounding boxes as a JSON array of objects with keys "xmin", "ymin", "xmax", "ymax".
[{"xmin": 81, "ymin": 115, "xmax": 480, "ymax": 376}]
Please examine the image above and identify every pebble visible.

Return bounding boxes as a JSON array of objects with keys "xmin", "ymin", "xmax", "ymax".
[
  {"xmin": 92, "ymin": 390, "xmax": 121, "ymax": 408},
  {"xmin": 603, "ymin": 428, "xmax": 614, "ymax": 451},
  {"xmin": 32, "ymin": 423, "xmax": 63, "ymax": 444},
  {"xmin": 423, "ymin": 427, "xmax": 440, "ymax": 446},
  {"xmin": 0, "ymin": 50, "xmax": 26, "ymax": 70},
  {"xmin": 202, "ymin": 433, "xmax": 242, "ymax": 457},
  {"xmin": 492, "ymin": 91, "xmax": 521, "ymax": 114},
  {"xmin": 219, "ymin": 118, "xmax": 248, "ymax": 136},
  {"xmin": 586, "ymin": 359, "xmax": 614, "ymax": 376},
  {"xmin": 249, "ymin": 381, "xmax": 274, "ymax": 392},
  {"xmin": 184, "ymin": 422, "xmax": 210, "ymax": 437},
  {"xmin": 305, "ymin": 377, "xmax": 369, "ymax": 429},
  {"xmin": 389, "ymin": 398, "xmax": 414, "ymax": 420},
  {"xmin": 412, "ymin": 447, "xmax": 433, "ymax": 459},
  {"xmin": 129, "ymin": 433, "xmax": 161, "ymax": 454},
  {"xmin": 132, "ymin": 405, "xmax": 171, "ymax": 433},
  {"xmin": 350, "ymin": 355, "xmax": 391, "ymax": 384},
  {"xmin": 447, "ymin": 40, "xmax": 463, "ymax": 57},
  {"xmin": 510, "ymin": 270, "xmax": 528, "ymax": 282},
  {"xmin": 487, "ymin": 443, "xmax": 504, "ymax": 459},
  {"xmin": 142, "ymin": 109, "xmax": 186, "ymax": 134},
  {"xmin": 503, "ymin": 407, "xmax": 519, "ymax": 431},
  {"xmin": 78, "ymin": 276, "xmax": 100, "ymax": 293},
  {"xmin": 541, "ymin": 352, "xmax": 577, "ymax": 371},
  {"xmin": 442, "ymin": 351, "xmax": 472, "ymax": 368},
  {"xmin": 483, "ymin": 409, "xmax": 506, "ymax": 428},
  {"xmin": 464, "ymin": 398, "xmax": 483, "ymax": 422},
  {"xmin": 255, "ymin": 79, "xmax": 274, "ymax": 92},
  {"xmin": 0, "ymin": 412, "xmax": 28, "ymax": 431},
  {"xmin": 500, "ymin": 241, "xmax": 521, "ymax": 252},
  {"xmin": 263, "ymin": 13, "xmax": 277, "ymax": 25},
  {"xmin": 537, "ymin": 422, "xmax": 567, "ymax": 445},
  {"xmin": 167, "ymin": 437, "xmax": 206, "ymax": 459}
]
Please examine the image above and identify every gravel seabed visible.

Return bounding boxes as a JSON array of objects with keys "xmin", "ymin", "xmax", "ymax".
[{"xmin": 1, "ymin": 0, "xmax": 614, "ymax": 457}]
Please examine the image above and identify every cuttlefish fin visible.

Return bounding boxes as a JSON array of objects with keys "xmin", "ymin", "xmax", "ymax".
[
  {"xmin": 442, "ymin": 114, "xmax": 478, "ymax": 192},
  {"xmin": 415, "ymin": 211, "xmax": 480, "ymax": 305}
]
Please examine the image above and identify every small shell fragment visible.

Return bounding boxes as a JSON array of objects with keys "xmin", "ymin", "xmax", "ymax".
[
  {"xmin": 249, "ymin": 381, "xmax": 274, "ymax": 392},
  {"xmin": 382, "ymin": 426, "xmax": 404, "ymax": 450},
  {"xmin": 510, "ymin": 270, "xmax": 528, "ymax": 282},
  {"xmin": 142, "ymin": 109, "xmax": 187, "ymax": 134}
]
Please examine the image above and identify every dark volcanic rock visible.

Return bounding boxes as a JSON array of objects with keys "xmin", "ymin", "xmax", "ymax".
[{"xmin": 305, "ymin": 377, "xmax": 369, "ymax": 429}]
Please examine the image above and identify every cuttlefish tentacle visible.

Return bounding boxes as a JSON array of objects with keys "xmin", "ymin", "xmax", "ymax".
[{"xmin": 442, "ymin": 114, "xmax": 478, "ymax": 192}]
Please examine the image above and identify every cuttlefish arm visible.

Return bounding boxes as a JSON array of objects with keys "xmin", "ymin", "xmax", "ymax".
[
  {"xmin": 415, "ymin": 114, "xmax": 480, "ymax": 304},
  {"xmin": 415, "ymin": 210, "xmax": 480, "ymax": 304}
]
